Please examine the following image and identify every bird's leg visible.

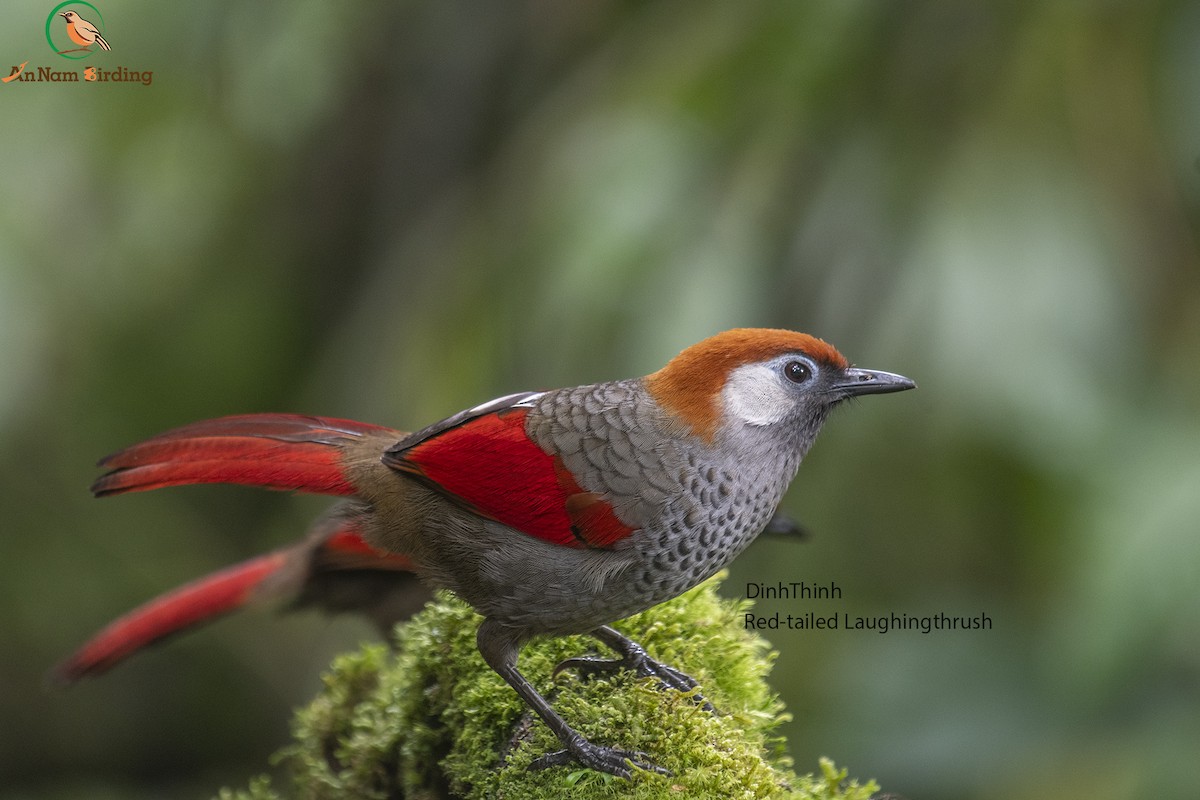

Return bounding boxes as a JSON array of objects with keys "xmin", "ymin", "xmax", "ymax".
[
  {"xmin": 476, "ymin": 619, "xmax": 671, "ymax": 778},
  {"xmin": 554, "ymin": 625, "xmax": 714, "ymax": 712}
]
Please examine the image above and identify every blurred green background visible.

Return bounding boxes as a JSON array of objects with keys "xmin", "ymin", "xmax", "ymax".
[{"xmin": 2, "ymin": 1, "xmax": 1199, "ymax": 798}]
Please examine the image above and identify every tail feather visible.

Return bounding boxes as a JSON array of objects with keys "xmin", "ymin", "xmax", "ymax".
[
  {"xmin": 92, "ymin": 414, "xmax": 399, "ymax": 497},
  {"xmin": 53, "ymin": 549, "xmax": 290, "ymax": 683},
  {"xmin": 54, "ymin": 519, "xmax": 418, "ymax": 683}
]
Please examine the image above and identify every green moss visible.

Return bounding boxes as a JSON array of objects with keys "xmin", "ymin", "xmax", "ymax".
[{"xmin": 218, "ymin": 573, "xmax": 880, "ymax": 799}]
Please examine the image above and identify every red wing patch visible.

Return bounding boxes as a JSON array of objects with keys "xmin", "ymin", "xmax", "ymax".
[
  {"xmin": 383, "ymin": 408, "xmax": 634, "ymax": 549},
  {"xmin": 556, "ymin": 462, "xmax": 634, "ymax": 548}
]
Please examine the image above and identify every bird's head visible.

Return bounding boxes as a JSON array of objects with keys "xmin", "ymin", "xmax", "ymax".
[
  {"xmin": 61, "ymin": 11, "xmax": 77, "ymax": 21},
  {"xmin": 644, "ymin": 328, "xmax": 914, "ymax": 447}
]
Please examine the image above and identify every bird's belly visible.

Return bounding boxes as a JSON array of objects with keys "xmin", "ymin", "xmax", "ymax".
[{"xmin": 457, "ymin": 505, "xmax": 772, "ymax": 635}]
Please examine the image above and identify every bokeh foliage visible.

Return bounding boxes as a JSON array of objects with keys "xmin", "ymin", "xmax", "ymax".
[{"xmin": 1, "ymin": 2, "xmax": 1198, "ymax": 799}]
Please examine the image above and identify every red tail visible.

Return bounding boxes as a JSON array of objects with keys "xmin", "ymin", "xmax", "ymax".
[
  {"xmin": 54, "ymin": 549, "xmax": 290, "ymax": 682},
  {"xmin": 54, "ymin": 521, "xmax": 416, "ymax": 683},
  {"xmin": 91, "ymin": 414, "xmax": 399, "ymax": 497},
  {"xmin": 61, "ymin": 415, "xmax": 413, "ymax": 682}
]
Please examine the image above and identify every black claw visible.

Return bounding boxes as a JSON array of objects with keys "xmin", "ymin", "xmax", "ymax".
[{"xmin": 529, "ymin": 742, "xmax": 671, "ymax": 777}]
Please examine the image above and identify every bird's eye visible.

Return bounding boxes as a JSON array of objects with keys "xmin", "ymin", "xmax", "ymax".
[{"xmin": 783, "ymin": 360, "xmax": 811, "ymax": 384}]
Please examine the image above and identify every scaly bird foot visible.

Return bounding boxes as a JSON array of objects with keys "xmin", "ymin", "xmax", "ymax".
[
  {"xmin": 529, "ymin": 736, "xmax": 671, "ymax": 778},
  {"xmin": 554, "ymin": 626, "xmax": 715, "ymax": 712}
]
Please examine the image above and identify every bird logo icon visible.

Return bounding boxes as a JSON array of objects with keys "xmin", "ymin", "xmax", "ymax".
[
  {"xmin": 59, "ymin": 10, "xmax": 109, "ymax": 52},
  {"xmin": 45, "ymin": 3, "xmax": 109, "ymax": 58}
]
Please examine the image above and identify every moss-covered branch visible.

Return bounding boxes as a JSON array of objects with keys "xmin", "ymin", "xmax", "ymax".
[{"xmin": 218, "ymin": 573, "xmax": 880, "ymax": 799}]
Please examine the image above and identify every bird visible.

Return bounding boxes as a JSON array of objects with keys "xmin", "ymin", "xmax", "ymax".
[
  {"xmin": 58, "ymin": 328, "xmax": 914, "ymax": 777},
  {"xmin": 60, "ymin": 10, "xmax": 110, "ymax": 52}
]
